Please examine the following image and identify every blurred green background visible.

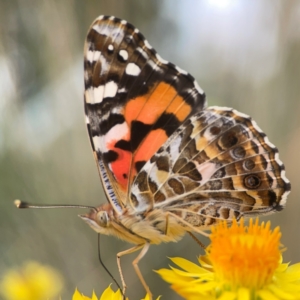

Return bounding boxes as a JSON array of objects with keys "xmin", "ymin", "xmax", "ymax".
[{"xmin": 1, "ymin": 0, "xmax": 299, "ymax": 299}]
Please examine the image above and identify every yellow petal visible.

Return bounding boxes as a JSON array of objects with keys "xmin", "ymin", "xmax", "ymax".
[
  {"xmin": 72, "ymin": 289, "xmax": 83, "ymax": 300},
  {"xmin": 112, "ymin": 288, "xmax": 122, "ymax": 300},
  {"xmin": 257, "ymin": 289, "xmax": 280, "ymax": 300},
  {"xmin": 268, "ymin": 284, "xmax": 299, "ymax": 299},
  {"xmin": 91, "ymin": 291, "xmax": 99, "ymax": 300},
  {"xmin": 169, "ymin": 257, "xmax": 207, "ymax": 273},
  {"xmin": 218, "ymin": 291, "xmax": 236, "ymax": 300},
  {"xmin": 100, "ymin": 286, "xmax": 114, "ymax": 300},
  {"xmin": 155, "ymin": 268, "xmax": 191, "ymax": 284},
  {"xmin": 170, "ymin": 266, "xmax": 211, "ymax": 279},
  {"xmin": 198, "ymin": 255, "xmax": 214, "ymax": 271},
  {"xmin": 237, "ymin": 288, "xmax": 250, "ymax": 300},
  {"xmin": 141, "ymin": 294, "xmax": 151, "ymax": 300}
]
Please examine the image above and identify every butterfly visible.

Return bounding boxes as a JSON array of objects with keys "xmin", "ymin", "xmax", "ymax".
[{"xmin": 81, "ymin": 15, "xmax": 291, "ymax": 298}]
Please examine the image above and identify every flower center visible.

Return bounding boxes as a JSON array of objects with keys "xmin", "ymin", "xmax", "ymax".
[{"xmin": 208, "ymin": 218, "xmax": 281, "ymax": 289}]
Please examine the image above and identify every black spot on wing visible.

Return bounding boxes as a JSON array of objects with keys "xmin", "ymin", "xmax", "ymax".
[
  {"xmin": 86, "ymin": 123, "xmax": 95, "ymax": 151},
  {"xmin": 156, "ymin": 156, "xmax": 170, "ymax": 172},
  {"xmin": 268, "ymin": 190, "xmax": 278, "ymax": 207},
  {"xmin": 135, "ymin": 161, "xmax": 146, "ymax": 173},
  {"xmin": 131, "ymin": 121, "xmax": 152, "ymax": 151},
  {"xmin": 115, "ymin": 139, "xmax": 131, "ymax": 151},
  {"xmin": 251, "ymin": 141, "xmax": 259, "ymax": 154},
  {"xmin": 102, "ymin": 150, "xmax": 118, "ymax": 163},
  {"xmin": 99, "ymin": 113, "xmax": 125, "ymax": 135},
  {"xmin": 153, "ymin": 113, "xmax": 181, "ymax": 136}
]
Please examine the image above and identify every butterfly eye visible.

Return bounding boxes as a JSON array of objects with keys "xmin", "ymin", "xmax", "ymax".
[{"xmin": 96, "ymin": 211, "xmax": 109, "ymax": 227}]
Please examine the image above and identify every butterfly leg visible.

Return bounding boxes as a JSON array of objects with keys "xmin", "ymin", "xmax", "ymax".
[
  {"xmin": 187, "ymin": 231, "xmax": 206, "ymax": 249},
  {"xmin": 117, "ymin": 243, "xmax": 151, "ymax": 298}
]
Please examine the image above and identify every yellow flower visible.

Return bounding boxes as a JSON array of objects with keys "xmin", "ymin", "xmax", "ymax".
[
  {"xmin": 157, "ymin": 218, "xmax": 300, "ymax": 300},
  {"xmin": 72, "ymin": 286, "xmax": 159, "ymax": 300},
  {"xmin": 72, "ymin": 288, "xmax": 99, "ymax": 300},
  {"xmin": 0, "ymin": 261, "xmax": 63, "ymax": 300}
]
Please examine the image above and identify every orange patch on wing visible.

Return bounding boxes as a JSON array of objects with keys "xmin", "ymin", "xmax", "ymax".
[
  {"xmin": 124, "ymin": 98, "xmax": 145, "ymax": 124},
  {"xmin": 110, "ymin": 149, "xmax": 132, "ymax": 190},
  {"xmin": 114, "ymin": 82, "xmax": 192, "ymax": 188},
  {"xmin": 124, "ymin": 82, "xmax": 191, "ymax": 125},
  {"xmin": 105, "ymin": 128, "xmax": 132, "ymax": 190},
  {"xmin": 134, "ymin": 129, "xmax": 168, "ymax": 165},
  {"xmin": 165, "ymin": 95, "xmax": 191, "ymax": 121}
]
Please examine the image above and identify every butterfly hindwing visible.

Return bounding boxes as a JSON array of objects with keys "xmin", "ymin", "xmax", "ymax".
[
  {"xmin": 84, "ymin": 16, "xmax": 206, "ymax": 211},
  {"xmin": 131, "ymin": 107, "xmax": 290, "ymax": 226}
]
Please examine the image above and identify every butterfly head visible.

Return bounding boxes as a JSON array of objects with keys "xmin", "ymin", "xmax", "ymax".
[{"xmin": 79, "ymin": 203, "xmax": 113, "ymax": 234}]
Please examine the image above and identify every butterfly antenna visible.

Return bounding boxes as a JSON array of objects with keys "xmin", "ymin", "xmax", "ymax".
[
  {"xmin": 14, "ymin": 200, "xmax": 98, "ymax": 212},
  {"xmin": 97, "ymin": 234, "xmax": 123, "ymax": 295}
]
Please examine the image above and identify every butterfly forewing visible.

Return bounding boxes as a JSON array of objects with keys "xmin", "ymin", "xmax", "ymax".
[{"xmin": 84, "ymin": 16, "xmax": 206, "ymax": 210}]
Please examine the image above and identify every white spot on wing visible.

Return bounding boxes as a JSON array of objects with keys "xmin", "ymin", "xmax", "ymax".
[
  {"xmin": 121, "ymin": 20, "xmax": 127, "ymax": 25},
  {"xmin": 144, "ymin": 39, "xmax": 152, "ymax": 49},
  {"xmin": 119, "ymin": 49, "xmax": 128, "ymax": 61},
  {"xmin": 274, "ymin": 152, "xmax": 282, "ymax": 165},
  {"xmin": 281, "ymin": 170, "xmax": 290, "ymax": 184},
  {"xmin": 96, "ymin": 15, "xmax": 104, "ymax": 21},
  {"xmin": 147, "ymin": 60, "xmax": 158, "ymax": 69},
  {"xmin": 105, "ymin": 122, "xmax": 129, "ymax": 150},
  {"xmin": 85, "ymin": 115, "xmax": 90, "ymax": 124},
  {"xmin": 118, "ymin": 87, "xmax": 127, "ymax": 93},
  {"xmin": 197, "ymin": 162, "xmax": 218, "ymax": 185},
  {"xmin": 203, "ymin": 126, "xmax": 215, "ymax": 141},
  {"xmin": 104, "ymin": 81, "xmax": 118, "ymax": 98},
  {"xmin": 93, "ymin": 23, "xmax": 125, "ymax": 44},
  {"xmin": 137, "ymin": 47, "xmax": 149, "ymax": 59},
  {"xmin": 85, "ymin": 89, "xmax": 94, "ymax": 103},
  {"xmin": 175, "ymin": 65, "xmax": 188, "ymax": 75},
  {"xmin": 86, "ymin": 50, "xmax": 101, "ymax": 62},
  {"xmin": 93, "ymin": 24, "xmax": 106, "ymax": 35},
  {"xmin": 108, "ymin": 44, "xmax": 114, "ymax": 51},
  {"xmin": 280, "ymin": 193, "xmax": 288, "ymax": 206},
  {"xmin": 93, "ymin": 136, "xmax": 103, "ymax": 151},
  {"xmin": 233, "ymin": 109, "xmax": 250, "ymax": 119},
  {"xmin": 134, "ymin": 28, "xmax": 139, "ymax": 33},
  {"xmin": 169, "ymin": 136, "xmax": 181, "ymax": 160},
  {"xmin": 126, "ymin": 63, "xmax": 141, "ymax": 76},
  {"xmin": 89, "ymin": 81, "xmax": 119, "ymax": 103},
  {"xmin": 209, "ymin": 106, "xmax": 232, "ymax": 112},
  {"xmin": 111, "ymin": 106, "xmax": 123, "ymax": 114},
  {"xmin": 156, "ymin": 54, "xmax": 168, "ymax": 64},
  {"xmin": 251, "ymin": 120, "xmax": 263, "ymax": 133},
  {"xmin": 194, "ymin": 80, "xmax": 204, "ymax": 95},
  {"xmin": 264, "ymin": 136, "xmax": 275, "ymax": 149},
  {"xmin": 93, "ymin": 85, "xmax": 104, "ymax": 103}
]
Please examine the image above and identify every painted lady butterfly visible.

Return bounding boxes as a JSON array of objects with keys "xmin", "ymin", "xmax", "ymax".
[
  {"xmin": 16, "ymin": 15, "xmax": 291, "ymax": 299},
  {"xmin": 79, "ymin": 15, "xmax": 291, "ymax": 297}
]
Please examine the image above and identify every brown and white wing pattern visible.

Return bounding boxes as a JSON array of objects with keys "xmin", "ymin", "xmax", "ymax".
[{"xmin": 130, "ymin": 106, "xmax": 291, "ymax": 228}]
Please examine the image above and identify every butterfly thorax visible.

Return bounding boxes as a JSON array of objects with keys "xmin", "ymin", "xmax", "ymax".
[{"xmin": 80, "ymin": 203, "xmax": 187, "ymax": 245}]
